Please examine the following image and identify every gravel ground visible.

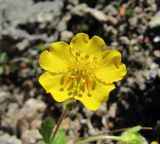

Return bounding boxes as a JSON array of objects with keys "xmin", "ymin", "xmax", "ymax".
[{"xmin": 0, "ymin": 0, "xmax": 160, "ymax": 143}]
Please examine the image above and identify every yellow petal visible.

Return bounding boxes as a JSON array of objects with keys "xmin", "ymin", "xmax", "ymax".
[
  {"xmin": 95, "ymin": 64, "xmax": 127, "ymax": 83},
  {"xmin": 70, "ymin": 33, "xmax": 106, "ymax": 58},
  {"xmin": 50, "ymin": 41, "xmax": 74, "ymax": 62},
  {"xmin": 39, "ymin": 50, "xmax": 67, "ymax": 73},
  {"xmin": 39, "ymin": 41, "xmax": 74, "ymax": 73},
  {"xmin": 94, "ymin": 49, "xmax": 127, "ymax": 83},
  {"xmin": 101, "ymin": 50, "xmax": 122, "ymax": 66},
  {"xmin": 86, "ymin": 35, "xmax": 106, "ymax": 56},
  {"xmin": 70, "ymin": 33, "xmax": 89, "ymax": 54},
  {"xmin": 75, "ymin": 81, "xmax": 115, "ymax": 111},
  {"xmin": 39, "ymin": 72, "xmax": 73, "ymax": 102}
]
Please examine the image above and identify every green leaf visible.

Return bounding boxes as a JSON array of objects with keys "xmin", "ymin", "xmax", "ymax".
[
  {"xmin": 0, "ymin": 52, "xmax": 8, "ymax": 64},
  {"xmin": 126, "ymin": 8, "xmax": 133, "ymax": 17},
  {"xmin": 0, "ymin": 66, "xmax": 4, "ymax": 75},
  {"xmin": 39, "ymin": 117, "xmax": 55, "ymax": 144},
  {"xmin": 37, "ymin": 43, "xmax": 45, "ymax": 52},
  {"xmin": 112, "ymin": 0, "xmax": 121, "ymax": 9},
  {"xmin": 120, "ymin": 126, "xmax": 144, "ymax": 144},
  {"xmin": 50, "ymin": 129, "xmax": 66, "ymax": 144},
  {"xmin": 80, "ymin": 24, "xmax": 89, "ymax": 32},
  {"xmin": 126, "ymin": 126, "xmax": 142, "ymax": 133}
]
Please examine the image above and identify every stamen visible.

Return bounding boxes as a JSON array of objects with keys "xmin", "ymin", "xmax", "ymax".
[
  {"xmin": 92, "ymin": 80, "xmax": 96, "ymax": 90},
  {"xmin": 93, "ymin": 57, "xmax": 97, "ymax": 61},
  {"xmin": 67, "ymin": 80, "xmax": 74, "ymax": 90},
  {"xmin": 73, "ymin": 90, "xmax": 78, "ymax": 95},
  {"xmin": 59, "ymin": 88, "xmax": 64, "ymax": 91},
  {"xmin": 76, "ymin": 52, "xmax": 80, "ymax": 57},
  {"xmin": 80, "ymin": 84, "xmax": 85, "ymax": 92},
  {"xmin": 68, "ymin": 92, "xmax": 73, "ymax": 95},
  {"xmin": 60, "ymin": 76, "xmax": 64, "ymax": 85},
  {"xmin": 85, "ymin": 78, "xmax": 91, "ymax": 91},
  {"xmin": 65, "ymin": 51, "xmax": 96, "ymax": 98},
  {"xmin": 78, "ymin": 94, "xmax": 82, "ymax": 97},
  {"xmin": 85, "ymin": 55, "xmax": 89, "ymax": 59},
  {"xmin": 88, "ymin": 93, "xmax": 91, "ymax": 97}
]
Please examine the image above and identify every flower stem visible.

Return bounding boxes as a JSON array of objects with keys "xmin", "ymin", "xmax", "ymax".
[
  {"xmin": 111, "ymin": 126, "xmax": 153, "ymax": 133},
  {"xmin": 51, "ymin": 109, "xmax": 68, "ymax": 141},
  {"xmin": 76, "ymin": 135, "xmax": 122, "ymax": 144}
]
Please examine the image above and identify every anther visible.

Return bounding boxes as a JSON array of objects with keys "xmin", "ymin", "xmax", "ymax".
[
  {"xmin": 92, "ymin": 80, "xmax": 96, "ymax": 90},
  {"xmin": 80, "ymin": 84, "xmax": 85, "ymax": 92},
  {"xmin": 93, "ymin": 57, "xmax": 97, "ymax": 61},
  {"xmin": 76, "ymin": 52, "xmax": 80, "ymax": 57},
  {"xmin": 59, "ymin": 88, "xmax": 64, "ymax": 91},
  {"xmin": 78, "ymin": 94, "xmax": 82, "ymax": 97},
  {"xmin": 88, "ymin": 93, "xmax": 92, "ymax": 97},
  {"xmin": 60, "ymin": 76, "xmax": 64, "ymax": 85},
  {"xmin": 68, "ymin": 82, "xmax": 74, "ymax": 90},
  {"xmin": 85, "ymin": 55, "xmax": 89, "ymax": 59},
  {"xmin": 68, "ymin": 92, "xmax": 73, "ymax": 95},
  {"xmin": 73, "ymin": 90, "xmax": 78, "ymax": 95}
]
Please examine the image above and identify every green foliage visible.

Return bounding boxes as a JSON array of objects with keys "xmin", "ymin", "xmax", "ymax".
[
  {"xmin": 0, "ymin": 52, "xmax": 8, "ymax": 75},
  {"xmin": 50, "ymin": 129, "xmax": 66, "ymax": 144},
  {"xmin": 39, "ymin": 117, "xmax": 55, "ymax": 144},
  {"xmin": 80, "ymin": 24, "xmax": 89, "ymax": 32},
  {"xmin": 126, "ymin": 8, "xmax": 133, "ymax": 17},
  {"xmin": 0, "ymin": 66, "xmax": 4, "ymax": 75},
  {"xmin": 0, "ymin": 52, "xmax": 8, "ymax": 64},
  {"xmin": 120, "ymin": 126, "xmax": 144, "ymax": 144},
  {"xmin": 37, "ymin": 43, "xmax": 45, "ymax": 52},
  {"xmin": 112, "ymin": 0, "xmax": 121, "ymax": 9},
  {"xmin": 39, "ymin": 117, "xmax": 66, "ymax": 144}
]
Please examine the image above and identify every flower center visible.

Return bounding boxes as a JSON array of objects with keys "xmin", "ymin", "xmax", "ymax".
[{"xmin": 59, "ymin": 52, "xmax": 97, "ymax": 97}]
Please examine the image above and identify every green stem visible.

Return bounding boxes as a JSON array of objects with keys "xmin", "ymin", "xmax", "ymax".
[
  {"xmin": 111, "ymin": 126, "xmax": 153, "ymax": 133},
  {"xmin": 51, "ymin": 109, "xmax": 68, "ymax": 141},
  {"xmin": 76, "ymin": 135, "xmax": 122, "ymax": 144}
]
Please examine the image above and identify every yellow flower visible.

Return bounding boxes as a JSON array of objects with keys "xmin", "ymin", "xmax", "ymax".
[
  {"xmin": 151, "ymin": 141, "xmax": 159, "ymax": 144},
  {"xmin": 39, "ymin": 33, "xmax": 127, "ymax": 111}
]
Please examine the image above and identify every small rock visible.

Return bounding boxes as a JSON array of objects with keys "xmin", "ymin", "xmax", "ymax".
[
  {"xmin": 147, "ymin": 0, "xmax": 156, "ymax": 5},
  {"xmin": 129, "ymin": 17, "xmax": 138, "ymax": 28},
  {"xmin": 104, "ymin": 5, "xmax": 118, "ymax": 16},
  {"xmin": 18, "ymin": 98, "xmax": 46, "ymax": 120},
  {"xmin": 119, "ymin": 36, "xmax": 130, "ymax": 45},
  {"xmin": 87, "ymin": 8, "xmax": 107, "ymax": 21},
  {"xmin": 149, "ymin": 11, "xmax": 160, "ymax": 28},
  {"xmin": 153, "ymin": 50, "xmax": 160, "ymax": 58},
  {"xmin": 21, "ymin": 129, "xmax": 41, "ymax": 144},
  {"xmin": 108, "ymin": 103, "xmax": 117, "ymax": 118},
  {"xmin": 72, "ymin": 4, "xmax": 107, "ymax": 21},
  {"xmin": 60, "ymin": 31, "xmax": 73, "ymax": 41},
  {"xmin": 133, "ymin": 46, "xmax": 140, "ymax": 51},
  {"xmin": 111, "ymin": 42, "xmax": 118, "ymax": 47},
  {"xmin": 0, "ymin": 133, "xmax": 22, "ymax": 144},
  {"xmin": 118, "ymin": 5, "xmax": 126, "ymax": 17},
  {"xmin": 153, "ymin": 36, "xmax": 160, "ymax": 43},
  {"xmin": 107, "ymin": 16, "xmax": 118, "ymax": 25}
]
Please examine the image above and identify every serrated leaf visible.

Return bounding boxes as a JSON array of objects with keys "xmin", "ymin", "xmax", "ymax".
[
  {"xmin": 39, "ymin": 117, "xmax": 55, "ymax": 144},
  {"xmin": 50, "ymin": 129, "xmax": 66, "ymax": 144}
]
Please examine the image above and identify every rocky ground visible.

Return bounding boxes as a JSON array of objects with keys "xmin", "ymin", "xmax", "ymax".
[{"xmin": 0, "ymin": 0, "xmax": 160, "ymax": 143}]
